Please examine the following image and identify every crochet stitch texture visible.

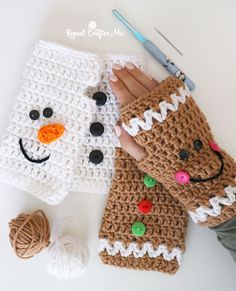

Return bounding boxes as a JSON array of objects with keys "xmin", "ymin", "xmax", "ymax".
[
  {"xmin": 71, "ymin": 54, "xmax": 145, "ymax": 195},
  {"xmin": 121, "ymin": 77, "xmax": 236, "ymax": 227},
  {"xmin": 99, "ymin": 149, "xmax": 188, "ymax": 274},
  {"xmin": 0, "ymin": 41, "xmax": 144, "ymax": 204}
]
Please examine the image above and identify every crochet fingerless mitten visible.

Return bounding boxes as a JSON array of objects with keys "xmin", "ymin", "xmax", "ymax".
[
  {"xmin": 0, "ymin": 41, "xmax": 145, "ymax": 204},
  {"xmin": 71, "ymin": 54, "xmax": 145, "ymax": 195},
  {"xmin": 121, "ymin": 77, "xmax": 236, "ymax": 227},
  {"xmin": 99, "ymin": 149, "xmax": 188, "ymax": 274},
  {"xmin": 0, "ymin": 41, "xmax": 100, "ymax": 204}
]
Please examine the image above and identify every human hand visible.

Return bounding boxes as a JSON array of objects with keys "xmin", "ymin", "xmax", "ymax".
[{"xmin": 110, "ymin": 62, "xmax": 159, "ymax": 161}]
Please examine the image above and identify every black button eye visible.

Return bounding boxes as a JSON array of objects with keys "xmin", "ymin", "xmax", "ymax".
[
  {"xmin": 29, "ymin": 110, "xmax": 40, "ymax": 120},
  {"xmin": 193, "ymin": 139, "xmax": 203, "ymax": 151},
  {"xmin": 179, "ymin": 149, "xmax": 190, "ymax": 161},
  {"xmin": 43, "ymin": 107, "xmax": 53, "ymax": 118}
]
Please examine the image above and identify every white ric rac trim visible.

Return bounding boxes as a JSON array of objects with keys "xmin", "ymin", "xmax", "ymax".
[
  {"xmin": 189, "ymin": 182, "xmax": 236, "ymax": 223},
  {"xmin": 98, "ymin": 239, "xmax": 183, "ymax": 265},
  {"xmin": 122, "ymin": 85, "xmax": 191, "ymax": 136}
]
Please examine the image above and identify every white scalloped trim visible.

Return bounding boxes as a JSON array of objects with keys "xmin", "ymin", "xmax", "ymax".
[
  {"xmin": 189, "ymin": 181, "xmax": 236, "ymax": 223},
  {"xmin": 122, "ymin": 84, "xmax": 191, "ymax": 136},
  {"xmin": 98, "ymin": 239, "xmax": 183, "ymax": 265}
]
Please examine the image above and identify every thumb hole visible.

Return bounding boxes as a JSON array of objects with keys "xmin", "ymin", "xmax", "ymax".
[{"xmin": 114, "ymin": 125, "xmax": 147, "ymax": 161}]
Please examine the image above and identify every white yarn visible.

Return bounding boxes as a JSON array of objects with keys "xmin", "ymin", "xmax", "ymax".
[
  {"xmin": 0, "ymin": 40, "xmax": 145, "ymax": 203},
  {"xmin": 189, "ymin": 180, "xmax": 236, "ymax": 223},
  {"xmin": 122, "ymin": 85, "xmax": 191, "ymax": 136},
  {"xmin": 0, "ymin": 41, "xmax": 100, "ymax": 204},
  {"xmin": 71, "ymin": 54, "xmax": 145, "ymax": 195},
  {"xmin": 98, "ymin": 239, "xmax": 183, "ymax": 265},
  {"xmin": 47, "ymin": 235, "xmax": 88, "ymax": 280}
]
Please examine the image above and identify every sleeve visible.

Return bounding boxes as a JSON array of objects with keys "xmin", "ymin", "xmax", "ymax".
[{"xmin": 120, "ymin": 77, "xmax": 236, "ymax": 227}]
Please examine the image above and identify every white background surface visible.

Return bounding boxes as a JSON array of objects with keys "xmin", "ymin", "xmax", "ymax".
[{"xmin": 0, "ymin": 0, "xmax": 236, "ymax": 290}]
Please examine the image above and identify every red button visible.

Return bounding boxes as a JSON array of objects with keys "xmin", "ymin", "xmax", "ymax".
[{"xmin": 138, "ymin": 199, "xmax": 152, "ymax": 214}]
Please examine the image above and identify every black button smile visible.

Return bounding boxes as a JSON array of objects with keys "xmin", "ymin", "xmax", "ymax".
[
  {"xmin": 19, "ymin": 138, "xmax": 50, "ymax": 163},
  {"xmin": 190, "ymin": 149, "xmax": 224, "ymax": 183}
]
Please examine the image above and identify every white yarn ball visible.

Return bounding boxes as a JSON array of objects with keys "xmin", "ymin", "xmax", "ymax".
[{"xmin": 47, "ymin": 235, "xmax": 88, "ymax": 279}]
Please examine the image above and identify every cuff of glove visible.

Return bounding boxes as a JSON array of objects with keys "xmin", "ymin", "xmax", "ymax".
[{"xmin": 121, "ymin": 77, "xmax": 190, "ymax": 137}]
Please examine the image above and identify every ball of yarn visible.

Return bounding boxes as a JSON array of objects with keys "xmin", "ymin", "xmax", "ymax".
[
  {"xmin": 9, "ymin": 210, "xmax": 50, "ymax": 259},
  {"xmin": 47, "ymin": 235, "xmax": 88, "ymax": 279}
]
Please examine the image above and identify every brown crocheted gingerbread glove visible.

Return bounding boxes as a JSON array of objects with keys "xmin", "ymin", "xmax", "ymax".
[
  {"xmin": 98, "ymin": 148, "xmax": 188, "ymax": 275},
  {"xmin": 121, "ymin": 77, "xmax": 236, "ymax": 227}
]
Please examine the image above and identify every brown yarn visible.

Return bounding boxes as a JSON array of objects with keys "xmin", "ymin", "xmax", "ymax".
[
  {"xmin": 9, "ymin": 210, "xmax": 50, "ymax": 259},
  {"xmin": 121, "ymin": 76, "xmax": 236, "ymax": 227},
  {"xmin": 99, "ymin": 148, "xmax": 188, "ymax": 274}
]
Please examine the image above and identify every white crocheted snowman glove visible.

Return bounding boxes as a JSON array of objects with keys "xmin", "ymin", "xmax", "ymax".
[
  {"xmin": 0, "ymin": 41, "xmax": 102, "ymax": 204},
  {"xmin": 71, "ymin": 53, "xmax": 145, "ymax": 195}
]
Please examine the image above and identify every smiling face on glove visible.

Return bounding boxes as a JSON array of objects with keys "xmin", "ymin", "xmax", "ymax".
[
  {"xmin": 12, "ymin": 90, "xmax": 73, "ymax": 168},
  {"xmin": 174, "ymin": 139, "xmax": 224, "ymax": 185},
  {"xmin": 19, "ymin": 106, "xmax": 65, "ymax": 163},
  {"xmin": 0, "ymin": 89, "xmax": 80, "ymax": 204},
  {"xmin": 146, "ymin": 96, "xmax": 233, "ymax": 189}
]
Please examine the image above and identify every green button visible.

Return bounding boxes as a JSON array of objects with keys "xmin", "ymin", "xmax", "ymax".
[
  {"xmin": 131, "ymin": 221, "xmax": 146, "ymax": 237},
  {"xmin": 143, "ymin": 174, "xmax": 157, "ymax": 188}
]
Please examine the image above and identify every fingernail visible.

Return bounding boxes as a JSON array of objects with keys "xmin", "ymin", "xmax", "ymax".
[
  {"xmin": 112, "ymin": 63, "xmax": 122, "ymax": 70},
  {"xmin": 125, "ymin": 62, "xmax": 135, "ymax": 70},
  {"xmin": 114, "ymin": 125, "xmax": 121, "ymax": 137},
  {"xmin": 146, "ymin": 74, "xmax": 153, "ymax": 80},
  {"xmin": 109, "ymin": 74, "xmax": 118, "ymax": 82}
]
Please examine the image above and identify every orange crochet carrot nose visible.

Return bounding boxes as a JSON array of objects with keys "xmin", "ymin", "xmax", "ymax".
[{"xmin": 38, "ymin": 123, "xmax": 65, "ymax": 144}]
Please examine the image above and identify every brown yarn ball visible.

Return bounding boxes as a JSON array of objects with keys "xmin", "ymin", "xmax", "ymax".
[{"xmin": 9, "ymin": 210, "xmax": 50, "ymax": 259}]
